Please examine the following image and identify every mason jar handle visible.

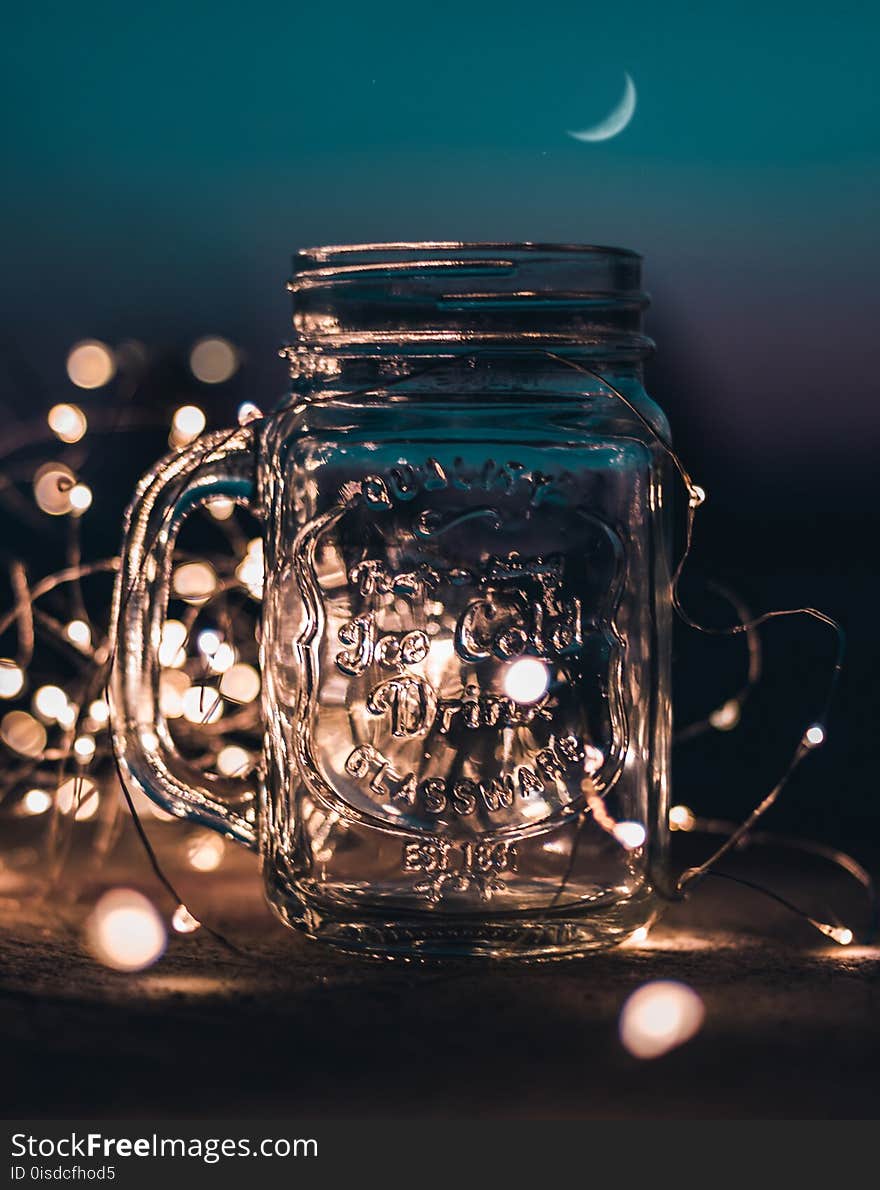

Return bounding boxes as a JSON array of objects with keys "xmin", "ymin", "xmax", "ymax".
[{"xmin": 109, "ymin": 426, "xmax": 260, "ymax": 849}]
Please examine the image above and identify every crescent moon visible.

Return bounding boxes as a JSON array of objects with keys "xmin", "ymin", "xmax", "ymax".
[{"xmin": 567, "ymin": 73, "xmax": 637, "ymax": 143}]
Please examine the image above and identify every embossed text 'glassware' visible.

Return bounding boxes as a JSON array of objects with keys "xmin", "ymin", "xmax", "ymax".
[{"xmin": 111, "ymin": 243, "xmax": 674, "ymax": 958}]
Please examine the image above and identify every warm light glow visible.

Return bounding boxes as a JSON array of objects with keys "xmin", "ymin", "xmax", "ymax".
[
  {"xmin": 619, "ymin": 980, "xmax": 705, "ymax": 1059},
  {"xmin": 804, "ymin": 724, "xmax": 826, "ymax": 749},
  {"xmin": 22, "ymin": 788, "xmax": 52, "ymax": 815},
  {"xmin": 33, "ymin": 463, "xmax": 76, "ymax": 516},
  {"xmin": 189, "ymin": 336, "xmax": 238, "ymax": 384},
  {"xmin": 217, "ymin": 744, "xmax": 251, "ymax": 776},
  {"xmin": 65, "ymin": 619, "xmax": 92, "ymax": 649},
  {"xmin": 73, "ymin": 735, "xmax": 96, "ymax": 762},
  {"xmin": 0, "ymin": 659, "xmax": 24, "ymax": 699},
  {"xmin": 172, "ymin": 903, "xmax": 201, "ymax": 934},
  {"xmin": 158, "ymin": 619, "xmax": 188, "ymax": 667},
  {"xmin": 69, "ymin": 482, "xmax": 93, "ymax": 514},
  {"xmin": 613, "ymin": 821, "xmax": 646, "ymax": 850},
  {"xmin": 628, "ymin": 926, "xmax": 650, "ymax": 945},
  {"xmin": 709, "ymin": 699, "xmax": 740, "ymax": 731},
  {"xmin": 57, "ymin": 702, "xmax": 78, "ymax": 730},
  {"xmin": 74, "ymin": 784, "xmax": 100, "ymax": 821},
  {"xmin": 219, "ymin": 662, "xmax": 260, "ymax": 705},
  {"xmin": 583, "ymin": 744, "xmax": 605, "ymax": 776},
  {"xmin": 172, "ymin": 561, "xmax": 217, "ymax": 604},
  {"xmin": 815, "ymin": 921, "xmax": 853, "ymax": 946},
  {"xmin": 237, "ymin": 401, "xmax": 262, "ymax": 425},
  {"xmin": 186, "ymin": 831, "xmax": 226, "ymax": 872},
  {"xmin": 182, "ymin": 685, "xmax": 223, "ymax": 724},
  {"xmin": 503, "ymin": 657, "xmax": 550, "ymax": 704},
  {"xmin": 207, "ymin": 496, "xmax": 235, "ymax": 521},
  {"xmin": 159, "ymin": 670, "xmax": 190, "ymax": 719},
  {"xmin": 236, "ymin": 538, "xmax": 264, "ymax": 600},
  {"xmin": 197, "ymin": 629, "xmax": 221, "ymax": 657},
  {"xmin": 669, "ymin": 804, "xmax": 696, "ymax": 832},
  {"xmin": 170, "ymin": 405, "xmax": 206, "ymax": 447},
  {"xmin": 3, "ymin": 711, "xmax": 47, "ymax": 762},
  {"xmin": 688, "ymin": 483, "xmax": 706, "ymax": 509},
  {"xmin": 66, "ymin": 340, "xmax": 115, "ymax": 389},
  {"xmin": 88, "ymin": 698, "xmax": 110, "ymax": 725},
  {"xmin": 33, "ymin": 684, "xmax": 69, "ymax": 723},
  {"xmin": 48, "ymin": 403, "xmax": 87, "ymax": 444},
  {"xmin": 56, "ymin": 776, "xmax": 97, "ymax": 816},
  {"xmin": 87, "ymin": 888, "xmax": 166, "ymax": 972},
  {"xmin": 206, "ymin": 642, "xmax": 235, "ymax": 673}
]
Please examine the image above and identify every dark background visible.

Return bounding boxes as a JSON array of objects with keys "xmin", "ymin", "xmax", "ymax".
[{"xmin": 0, "ymin": 0, "xmax": 877, "ymax": 849}]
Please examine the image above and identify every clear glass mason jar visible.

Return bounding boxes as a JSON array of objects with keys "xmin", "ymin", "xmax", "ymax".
[{"xmin": 111, "ymin": 243, "xmax": 674, "ymax": 959}]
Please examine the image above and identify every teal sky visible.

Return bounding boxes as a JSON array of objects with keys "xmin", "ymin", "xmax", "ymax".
[{"xmin": 1, "ymin": 0, "xmax": 878, "ymax": 454}]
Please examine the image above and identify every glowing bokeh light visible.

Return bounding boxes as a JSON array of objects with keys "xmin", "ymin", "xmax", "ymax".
[
  {"xmin": 206, "ymin": 642, "xmax": 236, "ymax": 674},
  {"xmin": 237, "ymin": 401, "xmax": 262, "ymax": 425},
  {"xmin": 65, "ymin": 619, "xmax": 92, "ymax": 649},
  {"xmin": 709, "ymin": 699, "xmax": 741, "ymax": 731},
  {"xmin": 73, "ymin": 734, "xmax": 96, "ymax": 762},
  {"xmin": 613, "ymin": 821, "xmax": 646, "ymax": 850},
  {"xmin": 669, "ymin": 804, "xmax": 696, "ymax": 832},
  {"xmin": 189, "ymin": 336, "xmax": 238, "ymax": 384},
  {"xmin": 186, "ymin": 831, "xmax": 226, "ymax": 872},
  {"xmin": 181, "ymin": 685, "xmax": 223, "ymax": 724},
  {"xmin": 619, "ymin": 980, "xmax": 705, "ymax": 1059},
  {"xmin": 33, "ymin": 684, "xmax": 69, "ymax": 723},
  {"xmin": 217, "ymin": 744, "xmax": 251, "ymax": 776},
  {"xmin": 66, "ymin": 341, "xmax": 115, "ymax": 389},
  {"xmin": 33, "ymin": 463, "xmax": 76, "ymax": 516},
  {"xmin": 219, "ymin": 662, "xmax": 260, "ymax": 705},
  {"xmin": 197, "ymin": 629, "xmax": 221, "ymax": 657},
  {"xmin": 88, "ymin": 698, "xmax": 110, "ymax": 725},
  {"xmin": 48, "ymin": 403, "xmax": 87, "ymax": 444},
  {"xmin": 804, "ymin": 724, "xmax": 826, "ymax": 748},
  {"xmin": 158, "ymin": 619, "xmax": 188, "ymax": 668},
  {"xmin": 207, "ymin": 496, "xmax": 235, "ymax": 521},
  {"xmin": 170, "ymin": 405, "xmax": 206, "ymax": 447},
  {"xmin": 503, "ymin": 657, "xmax": 550, "ymax": 704},
  {"xmin": 87, "ymin": 888, "xmax": 166, "ymax": 972},
  {"xmin": 22, "ymin": 788, "xmax": 52, "ymax": 815},
  {"xmin": 69, "ymin": 483, "xmax": 93, "ymax": 514},
  {"xmin": 0, "ymin": 659, "xmax": 24, "ymax": 699},
  {"xmin": 172, "ymin": 562, "xmax": 217, "ymax": 605},
  {"xmin": 159, "ymin": 670, "xmax": 190, "ymax": 719},
  {"xmin": 57, "ymin": 775, "xmax": 96, "ymax": 815},
  {"xmin": 235, "ymin": 538, "xmax": 264, "ymax": 600},
  {"xmin": 171, "ymin": 903, "xmax": 201, "ymax": 934}
]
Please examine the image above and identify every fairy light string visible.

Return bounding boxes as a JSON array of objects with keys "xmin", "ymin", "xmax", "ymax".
[
  {"xmin": 544, "ymin": 351, "xmax": 862, "ymax": 944},
  {"xmin": 0, "ymin": 343, "xmax": 869, "ymax": 962}
]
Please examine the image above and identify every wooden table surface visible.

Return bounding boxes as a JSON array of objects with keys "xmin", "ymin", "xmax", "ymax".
[{"xmin": 1, "ymin": 838, "xmax": 877, "ymax": 1120}]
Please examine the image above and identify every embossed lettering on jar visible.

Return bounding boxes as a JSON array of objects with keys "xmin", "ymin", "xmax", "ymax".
[{"xmin": 112, "ymin": 243, "xmax": 674, "ymax": 959}]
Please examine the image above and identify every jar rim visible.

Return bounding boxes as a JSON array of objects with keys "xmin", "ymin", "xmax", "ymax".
[{"xmin": 293, "ymin": 241, "xmax": 641, "ymax": 276}]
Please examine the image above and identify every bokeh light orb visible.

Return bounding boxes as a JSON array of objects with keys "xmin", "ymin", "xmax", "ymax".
[
  {"xmin": 619, "ymin": 980, "xmax": 705, "ymax": 1060},
  {"xmin": 67, "ymin": 340, "xmax": 115, "ymax": 389},
  {"xmin": 0, "ymin": 659, "xmax": 25, "ymax": 699},
  {"xmin": 87, "ymin": 888, "xmax": 166, "ymax": 972},
  {"xmin": 189, "ymin": 336, "xmax": 238, "ymax": 384},
  {"xmin": 503, "ymin": 657, "xmax": 550, "ymax": 704},
  {"xmin": 48, "ymin": 403, "xmax": 87, "ymax": 444},
  {"xmin": 2, "ymin": 710, "xmax": 47, "ymax": 757}
]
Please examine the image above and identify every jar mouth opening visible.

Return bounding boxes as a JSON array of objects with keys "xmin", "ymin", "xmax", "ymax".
[{"xmin": 287, "ymin": 241, "xmax": 650, "ymax": 360}]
